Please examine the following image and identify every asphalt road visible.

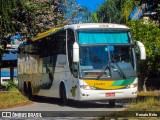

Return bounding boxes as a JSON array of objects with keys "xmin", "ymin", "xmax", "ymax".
[
  {"xmin": 0, "ymin": 97, "xmax": 131, "ymax": 119},
  {"xmin": 1, "ymin": 97, "xmax": 130, "ymax": 111}
]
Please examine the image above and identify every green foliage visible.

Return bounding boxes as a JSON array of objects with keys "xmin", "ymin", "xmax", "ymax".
[
  {"xmin": 0, "ymin": 0, "xmax": 22, "ymax": 35},
  {"xmin": 127, "ymin": 20, "xmax": 160, "ymax": 87},
  {"xmin": 92, "ymin": 13, "xmax": 98, "ymax": 23},
  {"xmin": 0, "ymin": 0, "xmax": 66, "ymax": 37},
  {"xmin": 0, "ymin": 0, "xmax": 90, "ymax": 60},
  {"xmin": 93, "ymin": 0, "xmax": 140, "ymax": 23},
  {"xmin": 123, "ymin": 0, "xmax": 135, "ymax": 22},
  {"xmin": 93, "ymin": 0, "xmax": 125, "ymax": 23},
  {"xmin": 2, "ymin": 80, "xmax": 18, "ymax": 91},
  {"xmin": 0, "ymin": 0, "xmax": 90, "ymax": 38}
]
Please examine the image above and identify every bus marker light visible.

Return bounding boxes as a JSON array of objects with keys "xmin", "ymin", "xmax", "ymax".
[
  {"xmin": 80, "ymin": 85, "xmax": 96, "ymax": 90},
  {"xmin": 128, "ymin": 83, "xmax": 138, "ymax": 88}
]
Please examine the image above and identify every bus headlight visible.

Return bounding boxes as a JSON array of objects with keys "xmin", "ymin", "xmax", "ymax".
[
  {"xmin": 128, "ymin": 83, "xmax": 138, "ymax": 88},
  {"xmin": 80, "ymin": 85, "xmax": 96, "ymax": 90}
]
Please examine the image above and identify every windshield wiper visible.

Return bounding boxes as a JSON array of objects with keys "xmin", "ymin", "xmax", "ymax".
[
  {"xmin": 111, "ymin": 58, "xmax": 127, "ymax": 79},
  {"xmin": 96, "ymin": 64, "xmax": 109, "ymax": 80}
]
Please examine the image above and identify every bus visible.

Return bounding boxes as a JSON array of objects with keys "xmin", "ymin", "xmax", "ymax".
[{"xmin": 18, "ymin": 23, "xmax": 146, "ymax": 106}]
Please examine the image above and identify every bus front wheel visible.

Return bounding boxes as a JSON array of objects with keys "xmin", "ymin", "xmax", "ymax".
[{"xmin": 60, "ymin": 84, "xmax": 67, "ymax": 106}]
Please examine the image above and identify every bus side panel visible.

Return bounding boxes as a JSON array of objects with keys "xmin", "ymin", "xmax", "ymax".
[
  {"xmin": 35, "ymin": 55, "xmax": 70, "ymax": 98},
  {"xmin": 68, "ymin": 70, "xmax": 82, "ymax": 99},
  {"xmin": 17, "ymin": 74, "xmax": 24, "ymax": 93},
  {"xmin": 17, "ymin": 58, "xmax": 24, "ymax": 92},
  {"xmin": 64, "ymin": 68, "xmax": 74, "ymax": 100}
]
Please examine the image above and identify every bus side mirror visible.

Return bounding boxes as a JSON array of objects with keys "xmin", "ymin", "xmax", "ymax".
[
  {"xmin": 73, "ymin": 42, "xmax": 79, "ymax": 62},
  {"xmin": 136, "ymin": 41, "xmax": 146, "ymax": 60}
]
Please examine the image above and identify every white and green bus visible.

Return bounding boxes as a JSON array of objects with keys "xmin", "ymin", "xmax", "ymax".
[{"xmin": 18, "ymin": 23, "xmax": 146, "ymax": 106}]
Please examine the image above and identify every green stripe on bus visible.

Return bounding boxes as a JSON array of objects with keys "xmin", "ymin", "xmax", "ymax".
[
  {"xmin": 112, "ymin": 79, "xmax": 124, "ymax": 86},
  {"xmin": 112, "ymin": 78, "xmax": 135, "ymax": 87},
  {"xmin": 121, "ymin": 78, "xmax": 135, "ymax": 86}
]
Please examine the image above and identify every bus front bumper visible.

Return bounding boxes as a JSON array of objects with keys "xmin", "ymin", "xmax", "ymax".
[{"xmin": 79, "ymin": 87, "xmax": 137, "ymax": 101}]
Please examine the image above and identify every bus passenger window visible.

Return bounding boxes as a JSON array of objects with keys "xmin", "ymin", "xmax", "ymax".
[{"xmin": 58, "ymin": 38, "xmax": 66, "ymax": 54}]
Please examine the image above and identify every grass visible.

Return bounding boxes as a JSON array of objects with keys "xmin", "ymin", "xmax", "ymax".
[
  {"xmin": 100, "ymin": 98, "xmax": 160, "ymax": 120},
  {"xmin": 100, "ymin": 91, "xmax": 160, "ymax": 120},
  {"xmin": 124, "ymin": 98, "xmax": 160, "ymax": 120},
  {"xmin": 0, "ymin": 80, "xmax": 32, "ymax": 109},
  {"xmin": 128, "ymin": 97, "xmax": 160, "ymax": 111},
  {"xmin": 0, "ymin": 90, "xmax": 32, "ymax": 109},
  {"xmin": 138, "ymin": 91, "xmax": 160, "ymax": 97}
]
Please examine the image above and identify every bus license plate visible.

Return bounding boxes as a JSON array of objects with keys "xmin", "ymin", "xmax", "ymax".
[{"xmin": 106, "ymin": 93, "xmax": 115, "ymax": 97}]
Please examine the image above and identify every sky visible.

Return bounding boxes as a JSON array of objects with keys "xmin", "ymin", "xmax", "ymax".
[{"xmin": 76, "ymin": 0, "xmax": 105, "ymax": 12}]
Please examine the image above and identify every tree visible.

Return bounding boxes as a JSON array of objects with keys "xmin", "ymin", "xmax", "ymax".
[
  {"xmin": 0, "ymin": 0, "xmax": 89, "ymax": 38},
  {"xmin": 93, "ymin": 0, "xmax": 124, "ymax": 23},
  {"xmin": 16, "ymin": 0, "xmax": 69, "ymax": 38},
  {"xmin": 93, "ymin": 0, "xmax": 140, "ymax": 23},
  {"xmin": 0, "ymin": 0, "xmax": 87, "ymax": 58},
  {"xmin": 65, "ymin": 1, "xmax": 91, "ymax": 23},
  {"xmin": 127, "ymin": 20, "xmax": 160, "ymax": 91},
  {"xmin": 0, "ymin": 0, "xmax": 23, "ymax": 36},
  {"xmin": 0, "ymin": 0, "xmax": 24, "ymax": 59},
  {"xmin": 123, "ymin": 0, "xmax": 139, "ymax": 22}
]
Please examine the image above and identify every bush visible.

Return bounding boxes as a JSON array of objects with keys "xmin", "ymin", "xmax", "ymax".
[
  {"xmin": 1, "ymin": 80, "xmax": 18, "ymax": 91},
  {"xmin": 127, "ymin": 20, "xmax": 160, "ymax": 90}
]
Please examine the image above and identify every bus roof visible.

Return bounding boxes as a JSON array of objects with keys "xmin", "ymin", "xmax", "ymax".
[
  {"xmin": 64, "ymin": 23, "xmax": 129, "ymax": 30},
  {"xmin": 32, "ymin": 27, "xmax": 63, "ymax": 41},
  {"xmin": 32, "ymin": 23, "xmax": 129, "ymax": 42}
]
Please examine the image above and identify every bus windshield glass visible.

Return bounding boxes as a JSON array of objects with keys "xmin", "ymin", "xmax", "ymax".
[{"xmin": 78, "ymin": 30, "xmax": 136, "ymax": 79}]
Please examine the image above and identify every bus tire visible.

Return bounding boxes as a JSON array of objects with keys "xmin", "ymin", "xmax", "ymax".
[
  {"xmin": 28, "ymin": 83, "xmax": 34, "ymax": 101},
  {"xmin": 109, "ymin": 100, "xmax": 115, "ymax": 107},
  {"xmin": 24, "ymin": 82, "xmax": 28, "ymax": 96},
  {"xmin": 60, "ymin": 83, "xmax": 67, "ymax": 106}
]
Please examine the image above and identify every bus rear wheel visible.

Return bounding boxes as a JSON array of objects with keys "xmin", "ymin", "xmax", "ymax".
[
  {"xmin": 60, "ymin": 84, "xmax": 67, "ymax": 106},
  {"xmin": 28, "ymin": 83, "xmax": 34, "ymax": 101},
  {"xmin": 23, "ymin": 82, "xmax": 28, "ymax": 96}
]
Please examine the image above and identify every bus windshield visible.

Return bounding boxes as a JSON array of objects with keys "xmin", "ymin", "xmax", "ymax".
[{"xmin": 78, "ymin": 30, "xmax": 136, "ymax": 79}]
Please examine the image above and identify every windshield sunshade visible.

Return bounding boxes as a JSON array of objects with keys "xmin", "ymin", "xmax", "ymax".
[{"xmin": 78, "ymin": 31, "xmax": 129, "ymax": 44}]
